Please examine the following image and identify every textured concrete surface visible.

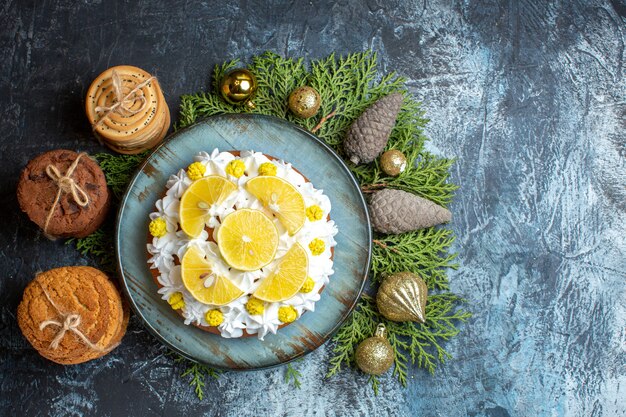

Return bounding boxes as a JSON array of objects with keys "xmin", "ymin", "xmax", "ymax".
[{"xmin": 1, "ymin": 1, "xmax": 624, "ymax": 416}]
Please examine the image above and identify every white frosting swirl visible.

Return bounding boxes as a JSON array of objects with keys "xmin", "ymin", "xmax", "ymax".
[{"xmin": 147, "ymin": 149, "xmax": 338, "ymax": 340}]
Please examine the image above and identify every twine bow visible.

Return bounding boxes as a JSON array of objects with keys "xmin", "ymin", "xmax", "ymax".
[
  {"xmin": 37, "ymin": 281, "xmax": 111, "ymax": 353},
  {"xmin": 42, "ymin": 152, "xmax": 89, "ymax": 240},
  {"xmin": 93, "ymin": 70, "xmax": 155, "ymax": 128}
]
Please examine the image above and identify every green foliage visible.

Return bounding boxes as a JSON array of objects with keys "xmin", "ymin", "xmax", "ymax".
[
  {"xmin": 326, "ymin": 294, "xmax": 470, "ymax": 391},
  {"xmin": 66, "ymin": 228, "xmax": 115, "ymax": 273},
  {"xmin": 284, "ymin": 362, "xmax": 303, "ymax": 389},
  {"xmin": 67, "ymin": 151, "xmax": 149, "ymax": 271},
  {"xmin": 95, "ymin": 151, "xmax": 149, "ymax": 199},
  {"xmin": 326, "ymin": 294, "xmax": 379, "ymax": 379},
  {"xmin": 68, "ymin": 51, "xmax": 469, "ymax": 396},
  {"xmin": 371, "ymin": 228, "xmax": 458, "ymax": 290},
  {"xmin": 174, "ymin": 355, "xmax": 220, "ymax": 400}
]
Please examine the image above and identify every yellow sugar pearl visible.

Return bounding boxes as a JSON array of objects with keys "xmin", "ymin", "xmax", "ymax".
[
  {"xmin": 245, "ymin": 297, "xmax": 265, "ymax": 315},
  {"xmin": 278, "ymin": 306, "xmax": 298, "ymax": 323},
  {"xmin": 205, "ymin": 309, "xmax": 224, "ymax": 326},
  {"xmin": 186, "ymin": 161, "xmax": 206, "ymax": 181},
  {"xmin": 257, "ymin": 162, "xmax": 277, "ymax": 176},
  {"xmin": 308, "ymin": 238, "xmax": 325, "ymax": 256},
  {"xmin": 149, "ymin": 217, "xmax": 168, "ymax": 237},
  {"xmin": 300, "ymin": 276, "xmax": 315, "ymax": 293},
  {"xmin": 226, "ymin": 159, "xmax": 246, "ymax": 178},
  {"xmin": 305, "ymin": 205, "xmax": 324, "ymax": 221},
  {"xmin": 168, "ymin": 292, "xmax": 185, "ymax": 310}
]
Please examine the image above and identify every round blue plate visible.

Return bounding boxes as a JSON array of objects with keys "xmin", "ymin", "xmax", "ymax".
[{"xmin": 116, "ymin": 113, "xmax": 371, "ymax": 370}]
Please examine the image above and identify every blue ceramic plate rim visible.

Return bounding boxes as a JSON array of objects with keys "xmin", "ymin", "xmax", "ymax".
[{"xmin": 115, "ymin": 113, "xmax": 371, "ymax": 370}]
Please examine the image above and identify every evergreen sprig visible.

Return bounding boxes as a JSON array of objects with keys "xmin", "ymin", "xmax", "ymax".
[
  {"xmin": 66, "ymin": 228, "xmax": 115, "ymax": 272},
  {"xmin": 69, "ymin": 51, "xmax": 469, "ymax": 397},
  {"xmin": 174, "ymin": 355, "xmax": 220, "ymax": 400},
  {"xmin": 284, "ymin": 362, "xmax": 303, "ymax": 389},
  {"xmin": 371, "ymin": 228, "xmax": 458, "ymax": 290},
  {"xmin": 95, "ymin": 151, "xmax": 149, "ymax": 199}
]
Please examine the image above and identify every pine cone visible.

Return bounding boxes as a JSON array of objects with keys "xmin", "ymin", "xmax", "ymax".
[
  {"xmin": 369, "ymin": 188, "xmax": 451, "ymax": 234},
  {"xmin": 344, "ymin": 93, "xmax": 403, "ymax": 165}
]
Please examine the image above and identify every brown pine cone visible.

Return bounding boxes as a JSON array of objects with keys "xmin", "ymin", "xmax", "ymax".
[
  {"xmin": 344, "ymin": 93, "xmax": 403, "ymax": 165},
  {"xmin": 369, "ymin": 188, "xmax": 451, "ymax": 234}
]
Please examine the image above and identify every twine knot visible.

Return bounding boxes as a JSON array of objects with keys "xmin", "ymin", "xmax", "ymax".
[
  {"xmin": 37, "ymin": 281, "xmax": 113, "ymax": 353},
  {"xmin": 42, "ymin": 153, "xmax": 90, "ymax": 239},
  {"xmin": 40, "ymin": 313, "xmax": 83, "ymax": 350},
  {"xmin": 93, "ymin": 70, "xmax": 155, "ymax": 128}
]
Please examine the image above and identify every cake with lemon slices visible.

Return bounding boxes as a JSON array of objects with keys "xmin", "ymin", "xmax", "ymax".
[{"xmin": 146, "ymin": 149, "xmax": 337, "ymax": 340}]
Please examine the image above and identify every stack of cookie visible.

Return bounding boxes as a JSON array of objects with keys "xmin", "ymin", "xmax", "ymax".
[
  {"xmin": 17, "ymin": 266, "xmax": 129, "ymax": 365},
  {"xmin": 17, "ymin": 150, "xmax": 110, "ymax": 239},
  {"xmin": 85, "ymin": 65, "xmax": 170, "ymax": 154}
]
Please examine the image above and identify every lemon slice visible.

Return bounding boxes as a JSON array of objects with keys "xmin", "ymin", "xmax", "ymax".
[
  {"xmin": 181, "ymin": 246, "xmax": 243, "ymax": 305},
  {"xmin": 245, "ymin": 176, "xmax": 306, "ymax": 235},
  {"xmin": 253, "ymin": 243, "xmax": 309, "ymax": 302},
  {"xmin": 216, "ymin": 209, "xmax": 279, "ymax": 271},
  {"xmin": 179, "ymin": 175, "xmax": 237, "ymax": 237}
]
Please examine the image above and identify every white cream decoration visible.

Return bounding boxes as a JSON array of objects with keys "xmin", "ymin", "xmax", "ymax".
[{"xmin": 147, "ymin": 149, "xmax": 337, "ymax": 340}]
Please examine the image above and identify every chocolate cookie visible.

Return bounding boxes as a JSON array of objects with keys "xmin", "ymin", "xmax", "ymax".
[
  {"xmin": 17, "ymin": 150, "xmax": 110, "ymax": 239},
  {"xmin": 17, "ymin": 266, "xmax": 128, "ymax": 365}
]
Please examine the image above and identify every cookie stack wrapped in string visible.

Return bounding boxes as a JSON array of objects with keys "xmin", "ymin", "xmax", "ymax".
[
  {"xmin": 17, "ymin": 266, "xmax": 129, "ymax": 365},
  {"xmin": 17, "ymin": 150, "xmax": 110, "ymax": 239},
  {"xmin": 85, "ymin": 65, "xmax": 170, "ymax": 154}
]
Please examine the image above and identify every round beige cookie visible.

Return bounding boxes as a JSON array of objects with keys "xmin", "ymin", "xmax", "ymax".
[{"xmin": 17, "ymin": 266, "xmax": 127, "ymax": 365}]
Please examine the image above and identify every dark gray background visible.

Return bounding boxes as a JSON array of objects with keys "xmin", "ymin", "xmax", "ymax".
[{"xmin": 1, "ymin": 1, "xmax": 624, "ymax": 416}]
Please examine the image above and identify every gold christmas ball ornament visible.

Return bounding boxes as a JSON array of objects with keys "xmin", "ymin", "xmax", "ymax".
[
  {"xmin": 380, "ymin": 149, "xmax": 407, "ymax": 176},
  {"xmin": 377, "ymin": 272, "xmax": 428, "ymax": 323},
  {"xmin": 288, "ymin": 86, "xmax": 321, "ymax": 119},
  {"xmin": 354, "ymin": 323, "xmax": 395, "ymax": 375},
  {"xmin": 220, "ymin": 68, "xmax": 257, "ymax": 108}
]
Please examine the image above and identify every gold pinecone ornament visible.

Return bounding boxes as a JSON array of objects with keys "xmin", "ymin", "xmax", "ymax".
[
  {"xmin": 369, "ymin": 188, "xmax": 451, "ymax": 234},
  {"xmin": 377, "ymin": 272, "xmax": 428, "ymax": 323},
  {"xmin": 355, "ymin": 323, "xmax": 395, "ymax": 375},
  {"xmin": 344, "ymin": 93, "xmax": 403, "ymax": 165}
]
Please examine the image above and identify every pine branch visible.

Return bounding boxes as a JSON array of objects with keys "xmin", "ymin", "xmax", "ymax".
[
  {"xmin": 360, "ymin": 153, "xmax": 458, "ymax": 207},
  {"xmin": 371, "ymin": 228, "xmax": 458, "ymax": 289},
  {"xmin": 95, "ymin": 151, "xmax": 149, "ymax": 199},
  {"xmin": 326, "ymin": 294, "xmax": 470, "ymax": 387},
  {"xmin": 325, "ymin": 294, "xmax": 379, "ymax": 378},
  {"xmin": 174, "ymin": 355, "xmax": 220, "ymax": 400},
  {"xmin": 284, "ymin": 363, "xmax": 302, "ymax": 389},
  {"xmin": 66, "ymin": 228, "xmax": 115, "ymax": 273},
  {"xmin": 369, "ymin": 375, "xmax": 380, "ymax": 395}
]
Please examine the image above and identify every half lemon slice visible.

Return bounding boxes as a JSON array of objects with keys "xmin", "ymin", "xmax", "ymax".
[
  {"xmin": 253, "ymin": 243, "xmax": 309, "ymax": 302},
  {"xmin": 179, "ymin": 175, "xmax": 237, "ymax": 238},
  {"xmin": 245, "ymin": 176, "xmax": 306, "ymax": 235},
  {"xmin": 181, "ymin": 245, "xmax": 243, "ymax": 305}
]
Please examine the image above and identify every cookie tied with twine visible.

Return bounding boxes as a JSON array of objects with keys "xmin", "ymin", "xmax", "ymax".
[
  {"xmin": 85, "ymin": 65, "xmax": 170, "ymax": 154},
  {"xmin": 17, "ymin": 150, "xmax": 110, "ymax": 239},
  {"xmin": 17, "ymin": 266, "xmax": 129, "ymax": 365}
]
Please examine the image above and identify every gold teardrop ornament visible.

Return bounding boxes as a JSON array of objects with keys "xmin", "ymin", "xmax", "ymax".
[
  {"xmin": 354, "ymin": 323, "xmax": 394, "ymax": 375},
  {"xmin": 376, "ymin": 272, "xmax": 428, "ymax": 323}
]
